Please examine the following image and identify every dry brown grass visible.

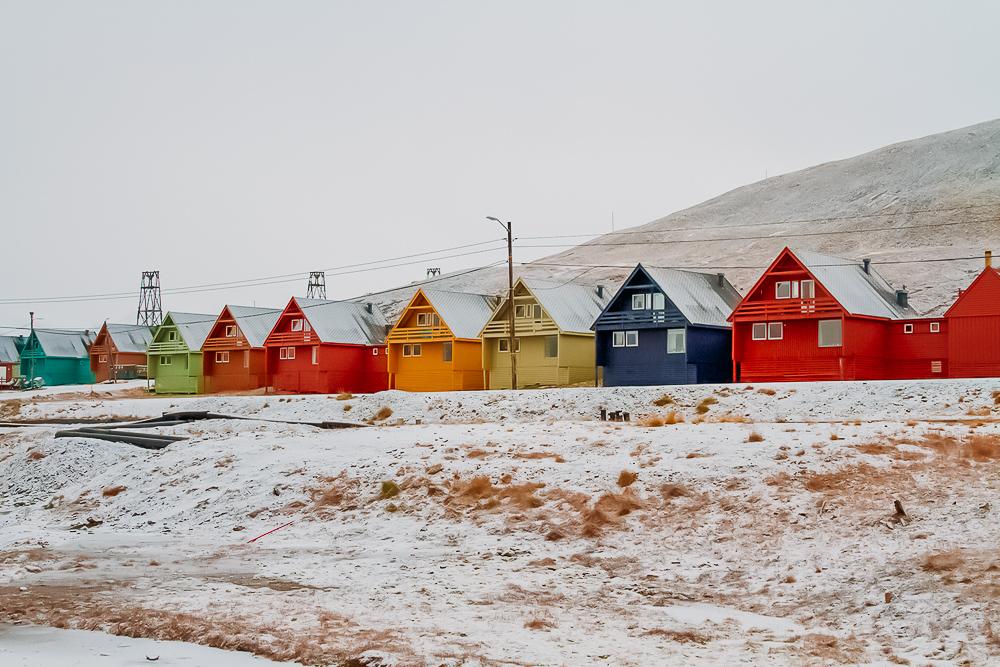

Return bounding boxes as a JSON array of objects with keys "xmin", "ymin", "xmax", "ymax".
[
  {"xmin": 306, "ymin": 473, "xmax": 361, "ymax": 514},
  {"xmin": 27, "ymin": 449, "xmax": 46, "ymax": 461},
  {"xmin": 967, "ymin": 406, "xmax": 992, "ymax": 417},
  {"xmin": 101, "ymin": 485, "xmax": 126, "ymax": 498},
  {"xmin": 0, "ymin": 399, "xmax": 22, "ymax": 420},
  {"xmin": 747, "ymin": 431, "xmax": 764, "ymax": 443},
  {"xmin": 373, "ymin": 406, "xmax": 393, "ymax": 421},
  {"xmin": 342, "ymin": 404, "xmax": 352, "ymax": 412},
  {"xmin": 921, "ymin": 550, "xmax": 965, "ymax": 572},
  {"xmin": 853, "ymin": 443, "xmax": 925, "ymax": 461},
  {"xmin": 714, "ymin": 413, "xmax": 751, "ymax": 423},
  {"xmin": 695, "ymin": 397, "xmax": 718, "ymax": 414},
  {"xmin": 524, "ymin": 617, "xmax": 555, "ymax": 630},
  {"xmin": 513, "ymin": 451, "xmax": 566, "ymax": 463},
  {"xmin": 617, "ymin": 470, "xmax": 638, "ymax": 487},
  {"xmin": 659, "ymin": 483, "xmax": 691, "ymax": 500},
  {"xmin": 642, "ymin": 628, "xmax": 710, "ymax": 644},
  {"xmin": 757, "ymin": 388, "xmax": 777, "ymax": 396},
  {"xmin": 378, "ymin": 480, "xmax": 400, "ymax": 500},
  {"xmin": 664, "ymin": 411, "xmax": 684, "ymax": 424},
  {"xmin": 335, "ymin": 392, "xmax": 353, "ymax": 400},
  {"xmin": 639, "ymin": 414, "xmax": 666, "ymax": 427},
  {"xmin": 652, "ymin": 394, "xmax": 674, "ymax": 407},
  {"xmin": 466, "ymin": 448, "xmax": 492, "ymax": 459}
]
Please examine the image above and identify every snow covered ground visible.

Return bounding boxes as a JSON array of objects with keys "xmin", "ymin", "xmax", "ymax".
[{"xmin": 2, "ymin": 379, "xmax": 1000, "ymax": 665}]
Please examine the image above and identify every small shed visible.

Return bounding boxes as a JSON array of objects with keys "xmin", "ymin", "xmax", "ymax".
[
  {"xmin": 18, "ymin": 328, "xmax": 97, "ymax": 386},
  {"xmin": 147, "ymin": 312, "xmax": 214, "ymax": 394},
  {"xmin": 0, "ymin": 335, "xmax": 23, "ymax": 386},
  {"xmin": 202, "ymin": 305, "xmax": 282, "ymax": 393},
  {"xmin": 90, "ymin": 323, "xmax": 155, "ymax": 382}
]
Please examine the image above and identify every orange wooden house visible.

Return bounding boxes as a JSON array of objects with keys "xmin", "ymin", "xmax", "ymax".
[
  {"xmin": 201, "ymin": 305, "xmax": 282, "ymax": 393},
  {"xmin": 386, "ymin": 289, "xmax": 496, "ymax": 392},
  {"xmin": 89, "ymin": 323, "xmax": 154, "ymax": 382}
]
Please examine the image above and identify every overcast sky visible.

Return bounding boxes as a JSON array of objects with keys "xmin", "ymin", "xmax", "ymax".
[{"xmin": 1, "ymin": 1, "xmax": 998, "ymax": 331}]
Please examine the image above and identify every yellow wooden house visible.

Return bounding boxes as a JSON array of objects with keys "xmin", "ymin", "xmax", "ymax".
[
  {"xmin": 480, "ymin": 278, "xmax": 610, "ymax": 389},
  {"xmin": 386, "ymin": 289, "xmax": 497, "ymax": 392}
]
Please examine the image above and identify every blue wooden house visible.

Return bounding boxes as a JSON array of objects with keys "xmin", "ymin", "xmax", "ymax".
[{"xmin": 592, "ymin": 264, "xmax": 741, "ymax": 386}]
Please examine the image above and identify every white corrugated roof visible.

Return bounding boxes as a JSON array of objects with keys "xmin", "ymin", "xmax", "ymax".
[
  {"xmin": 790, "ymin": 248, "xmax": 916, "ymax": 319},
  {"xmin": 296, "ymin": 298, "xmax": 389, "ymax": 345},
  {"xmin": 514, "ymin": 278, "xmax": 610, "ymax": 334},
  {"xmin": 165, "ymin": 312, "xmax": 216, "ymax": 351},
  {"xmin": 225, "ymin": 306, "xmax": 283, "ymax": 348},
  {"xmin": 0, "ymin": 335, "xmax": 21, "ymax": 363},
  {"xmin": 105, "ymin": 324, "xmax": 154, "ymax": 354},
  {"xmin": 421, "ymin": 289, "xmax": 497, "ymax": 340},
  {"xmin": 640, "ymin": 265, "xmax": 742, "ymax": 328},
  {"xmin": 33, "ymin": 329, "xmax": 96, "ymax": 359}
]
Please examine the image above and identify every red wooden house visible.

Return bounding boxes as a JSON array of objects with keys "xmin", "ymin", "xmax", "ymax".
[
  {"xmin": 201, "ymin": 305, "xmax": 282, "ymax": 393},
  {"xmin": 944, "ymin": 251, "xmax": 1000, "ymax": 378},
  {"xmin": 729, "ymin": 247, "xmax": 946, "ymax": 382},
  {"xmin": 89, "ymin": 323, "xmax": 154, "ymax": 382},
  {"xmin": 263, "ymin": 297, "xmax": 389, "ymax": 394}
]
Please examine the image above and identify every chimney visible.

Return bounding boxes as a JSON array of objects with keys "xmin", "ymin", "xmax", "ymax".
[
  {"xmin": 596, "ymin": 285, "xmax": 605, "ymax": 298},
  {"xmin": 895, "ymin": 289, "xmax": 908, "ymax": 309},
  {"xmin": 987, "ymin": 250, "xmax": 993, "ymax": 269},
  {"xmin": 862, "ymin": 258, "xmax": 871, "ymax": 274},
  {"xmin": 365, "ymin": 303, "xmax": 373, "ymax": 314},
  {"xmin": 716, "ymin": 272, "xmax": 725, "ymax": 287}
]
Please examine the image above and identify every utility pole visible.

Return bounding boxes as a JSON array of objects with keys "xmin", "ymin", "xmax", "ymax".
[
  {"xmin": 486, "ymin": 216, "xmax": 517, "ymax": 390},
  {"xmin": 28, "ymin": 311, "xmax": 35, "ymax": 382}
]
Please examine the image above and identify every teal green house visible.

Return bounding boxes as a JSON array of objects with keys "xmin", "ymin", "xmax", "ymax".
[
  {"xmin": 147, "ymin": 312, "xmax": 214, "ymax": 394},
  {"xmin": 18, "ymin": 328, "xmax": 97, "ymax": 386}
]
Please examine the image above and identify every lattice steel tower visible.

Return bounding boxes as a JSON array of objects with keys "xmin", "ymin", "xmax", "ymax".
[
  {"xmin": 306, "ymin": 271, "xmax": 327, "ymax": 299},
  {"xmin": 137, "ymin": 271, "xmax": 163, "ymax": 326}
]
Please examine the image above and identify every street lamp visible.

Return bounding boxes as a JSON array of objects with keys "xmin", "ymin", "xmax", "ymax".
[{"xmin": 487, "ymin": 216, "xmax": 517, "ymax": 390}]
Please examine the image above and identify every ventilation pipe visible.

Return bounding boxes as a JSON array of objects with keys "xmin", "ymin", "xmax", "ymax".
[
  {"xmin": 596, "ymin": 285, "xmax": 605, "ymax": 298},
  {"xmin": 987, "ymin": 250, "xmax": 993, "ymax": 269},
  {"xmin": 717, "ymin": 273, "xmax": 725, "ymax": 287},
  {"xmin": 895, "ymin": 289, "xmax": 909, "ymax": 309},
  {"xmin": 365, "ymin": 303, "xmax": 373, "ymax": 314},
  {"xmin": 862, "ymin": 258, "xmax": 871, "ymax": 274}
]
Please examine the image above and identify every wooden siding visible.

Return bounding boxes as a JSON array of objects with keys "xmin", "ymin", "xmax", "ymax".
[
  {"xmin": 147, "ymin": 319, "xmax": 203, "ymax": 394},
  {"xmin": 946, "ymin": 269, "xmax": 1000, "ymax": 378},
  {"xmin": 19, "ymin": 333, "xmax": 95, "ymax": 386},
  {"xmin": 89, "ymin": 325, "xmax": 147, "ymax": 382},
  {"xmin": 484, "ymin": 333, "xmax": 595, "ymax": 389}
]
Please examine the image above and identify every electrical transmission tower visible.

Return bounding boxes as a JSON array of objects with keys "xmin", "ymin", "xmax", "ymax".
[
  {"xmin": 306, "ymin": 271, "xmax": 327, "ymax": 299},
  {"xmin": 137, "ymin": 271, "xmax": 163, "ymax": 327},
  {"xmin": 426, "ymin": 267, "xmax": 441, "ymax": 278}
]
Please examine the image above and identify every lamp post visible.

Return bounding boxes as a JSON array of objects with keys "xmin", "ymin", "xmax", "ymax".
[{"xmin": 486, "ymin": 216, "xmax": 516, "ymax": 390}]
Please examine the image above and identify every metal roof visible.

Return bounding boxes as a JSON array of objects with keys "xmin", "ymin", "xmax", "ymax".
[
  {"xmin": 164, "ymin": 312, "xmax": 216, "ymax": 351},
  {"xmin": 790, "ymin": 248, "xmax": 917, "ymax": 319},
  {"xmin": 640, "ymin": 265, "xmax": 742, "ymax": 328},
  {"xmin": 33, "ymin": 328, "xmax": 96, "ymax": 359},
  {"xmin": 0, "ymin": 335, "xmax": 21, "ymax": 363},
  {"xmin": 105, "ymin": 323, "xmax": 154, "ymax": 354},
  {"xmin": 224, "ymin": 306, "xmax": 283, "ymax": 348},
  {"xmin": 514, "ymin": 278, "xmax": 610, "ymax": 334},
  {"xmin": 421, "ymin": 289, "xmax": 497, "ymax": 340},
  {"xmin": 295, "ymin": 298, "xmax": 389, "ymax": 345}
]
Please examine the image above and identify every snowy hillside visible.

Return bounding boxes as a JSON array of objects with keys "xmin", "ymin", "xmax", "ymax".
[
  {"xmin": 3, "ymin": 380, "xmax": 1000, "ymax": 664},
  {"xmin": 367, "ymin": 118, "xmax": 1000, "ymax": 319}
]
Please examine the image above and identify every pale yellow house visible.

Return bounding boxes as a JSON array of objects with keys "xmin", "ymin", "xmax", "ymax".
[{"xmin": 480, "ymin": 278, "xmax": 610, "ymax": 389}]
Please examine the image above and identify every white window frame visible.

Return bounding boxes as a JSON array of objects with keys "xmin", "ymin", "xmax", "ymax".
[
  {"xmin": 225, "ymin": 325, "xmax": 237, "ymax": 338},
  {"xmin": 931, "ymin": 360, "xmax": 942, "ymax": 374},
  {"xmin": 666, "ymin": 328, "xmax": 686, "ymax": 354},
  {"xmin": 99, "ymin": 354, "xmax": 108, "ymax": 363},
  {"xmin": 652, "ymin": 292, "xmax": 665, "ymax": 310},
  {"xmin": 243, "ymin": 350, "xmax": 249, "ymax": 368},
  {"xmin": 417, "ymin": 313, "xmax": 429, "ymax": 326},
  {"xmin": 159, "ymin": 355, "xmax": 172, "ymax": 365},
  {"xmin": 903, "ymin": 323, "xmax": 914, "ymax": 334},
  {"xmin": 801, "ymin": 280, "xmax": 815, "ymax": 299},
  {"xmin": 442, "ymin": 341, "xmax": 453, "ymax": 362},
  {"xmin": 279, "ymin": 347, "xmax": 287, "ymax": 360},
  {"xmin": 514, "ymin": 305, "xmax": 526, "ymax": 319},
  {"xmin": 532, "ymin": 304, "xmax": 542, "ymax": 319},
  {"xmin": 612, "ymin": 331, "xmax": 626, "ymax": 348},
  {"xmin": 372, "ymin": 347, "xmax": 380, "ymax": 356},
  {"xmin": 631, "ymin": 293, "xmax": 647, "ymax": 310},
  {"xmin": 625, "ymin": 330, "xmax": 639, "ymax": 347},
  {"xmin": 817, "ymin": 319, "xmax": 842, "ymax": 348},
  {"xmin": 767, "ymin": 322, "xmax": 784, "ymax": 340},
  {"xmin": 751, "ymin": 323, "xmax": 767, "ymax": 340},
  {"xmin": 775, "ymin": 281, "xmax": 792, "ymax": 299},
  {"xmin": 303, "ymin": 320, "xmax": 311, "ymax": 332},
  {"xmin": 311, "ymin": 346, "xmax": 318, "ymax": 365},
  {"xmin": 291, "ymin": 319, "xmax": 303, "ymax": 332},
  {"xmin": 498, "ymin": 338, "xmax": 520, "ymax": 353},
  {"xmin": 215, "ymin": 351, "xmax": 229, "ymax": 363},
  {"xmin": 167, "ymin": 331, "xmax": 177, "ymax": 341},
  {"xmin": 930, "ymin": 322, "xmax": 940, "ymax": 333}
]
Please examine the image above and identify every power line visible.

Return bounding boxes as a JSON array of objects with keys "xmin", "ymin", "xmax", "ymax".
[{"xmin": 524, "ymin": 254, "xmax": 990, "ymax": 272}]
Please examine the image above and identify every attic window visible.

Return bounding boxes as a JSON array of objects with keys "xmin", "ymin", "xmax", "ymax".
[
  {"xmin": 631, "ymin": 294, "xmax": 650, "ymax": 310},
  {"xmin": 652, "ymin": 293, "xmax": 665, "ymax": 310},
  {"xmin": 930, "ymin": 322, "xmax": 940, "ymax": 333},
  {"xmin": 801, "ymin": 280, "xmax": 816, "ymax": 299},
  {"xmin": 515, "ymin": 305, "xmax": 526, "ymax": 318},
  {"xmin": 291, "ymin": 319, "xmax": 303, "ymax": 332},
  {"xmin": 167, "ymin": 331, "xmax": 177, "ymax": 341},
  {"xmin": 416, "ymin": 313, "xmax": 440, "ymax": 326},
  {"xmin": 225, "ymin": 325, "xmax": 237, "ymax": 338},
  {"xmin": 775, "ymin": 282, "xmax": 792, "ymax": 299},
  {"xmin": 903, "ymin": 323, "xmax": 914, "ymax": 334}
]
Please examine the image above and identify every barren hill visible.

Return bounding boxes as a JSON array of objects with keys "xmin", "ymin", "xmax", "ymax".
[{"xmin": 370, "ymin": 118, "xmax": 1000, "ymax": 319}]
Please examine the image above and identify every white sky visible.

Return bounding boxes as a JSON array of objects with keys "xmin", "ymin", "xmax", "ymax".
[{"xmin": 1, "ymin": 1, "xmax": 998, "ymax": 331}]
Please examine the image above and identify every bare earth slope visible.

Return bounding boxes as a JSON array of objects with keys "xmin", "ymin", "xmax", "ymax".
[{"xmin": 370, "ymin": 118, "xmax": 1000, "ymax": 318}]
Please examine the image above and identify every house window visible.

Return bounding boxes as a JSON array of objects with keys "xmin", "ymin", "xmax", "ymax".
[
  {"xmin": 930, "ymin": 322, "xmax": 940, "ymax": 333},
  {"xmin": 767, "ymin": 322, "xmax": 784, "ymax": 340},
  {"xmin": 167, "ymin": 331, "xmax": 177, "ymax": 341},
  {"xmin": 652, "ymin": 292, "xmax": 665, "ymax": 310},
  {"xmin": 903, "ymin": 323, "xmax": 914, "ymax": 334},
  {"xmin": 417, "ymin": 313, "xmax": 429, "ymax": 326},
  {"xmin": 225, "ymin": 325, "xmax": 237, "ymax": 338},
  {"xmin": 515, "ymin": 305, "xmax": 526, "ymax": 319},
  {"xmin": 372, "ymin": 348, "xmax": 380, "ymax": 356},
  {"xmin": 243, "ymin": 350, "xmax": 249, "ymax": 368},
  {"xmin": 278, "ymin": 346, "xmax": 296, "ymax": 360},
  {"xmin": 291, "ymin": 319, "xmax": 303, "ymax": 332},
  {"xmin": 498, "ymin": 338, "xmax": 520, "ymax": 353},
  {"xmin": 403, "ymin": 344, "xmax": 422, "ymax": 357},
  {"xmin": 303, "ymin": 320, "xmax": 311, "ymax": 332},
  {"xmin": 311, "ymin": 347, "xmax": 318, "ymax": 365},
  {"xmin": 533, "ymin": 304, "xmax": 542, "ymax": 319},
  {"xmin": 159, "ymin": 355, "xmax": 172, "ymax": 365},
  {"xmin": 99, "ymin": 355, "xmax": 108, "ymax": 363},
  {"xmin": 612, "ymin": 331, "xmax": 626, "ymax": 347},
  {"xmin": 666, "ymin": 328, "xmax": 686, "ymax": 354},
  {"xmin": 215, "ymin": 351, "xmax": 229, "ymax": 363},
  {"xmin": 801, "ymin": 280, "xmax": 815, "ymax": 299},
  {"xmin": 442, "ymin": 342, "xmax": 453, "ymax": 362},
  {"xmin": 631, "ymin": 293, "xmax": 649, "ymax": 310},
  {"xmin": 751, "ymin": 323, "xmax": 767, "ymax": 340},
  {"xmin": 931, "ymin": 360, "xmax": 942, "ymax": 373},
  {"xmin": 818, "ymin": 319, "xmax": 842, "ymax": 347},
  {"xmin": 625, "ymin": 331, "xmax": 639, "ymax": 347},
  {"xmin": 543, "ymin": 335, "xmax": 558, "ymax": 358},
  {"xmin": 287, "ymin": 347, "xmax": 295, "ymax": 359},
  {"xmin": 775, "ymin": 282, "xmax": 792, "ymax": 299}
]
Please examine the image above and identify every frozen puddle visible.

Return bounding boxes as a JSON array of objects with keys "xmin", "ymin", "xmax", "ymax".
[
  {"xmin": 0, "ymin": 625, "xmax": 285, "ymax": 666},
  {"xmin": 660, "ymin": 603, "xmax": 800, "ymax": 634}
]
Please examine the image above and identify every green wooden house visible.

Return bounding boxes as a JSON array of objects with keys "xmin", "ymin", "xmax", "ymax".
[
  {"xmin": 147, "ymin": 312, "xmax": 214, "ymax": 394},
  {"xmin": 18, "ymin": 328, "xmax": 97, "ymax": 386}
]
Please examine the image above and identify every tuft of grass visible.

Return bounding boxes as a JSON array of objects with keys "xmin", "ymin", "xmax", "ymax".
[
  {"xmin": 695, "ymin": 397, "xmax": 717, "ymax": 414},
  {"xmin": 524, "ymin": 618, "xmax": 555, "ymax": 630},
  {"xmin": 101, "ymin": 485, "xmax": 126, "ymax": 498},
  {"xmin": 652, "ymin": 394, "xmax": 674, "ymax": 407},
  {"xmin": 664, "ymin": 410, "xmax": 684, "ymax": 425},
  {"xmin": 617, "ymin": 470, "xmax": 638, "ymax": 488},
  {"xmin": 642, "ymin": 628, "xmax": 710, "ymax": 644},
  {"xmin": 27, "ymin": 450, "xmax": 46, "ymax": 461},
  {"xmin": 747, "ymin": 431, "xmax": 764, "ymax": 443},
  {"xmin": 342, "ymin": 404, "xmax": 352, "ymax": 412},
  {"xmin": 757, "ymin": 387, "xmax": 777, "ymax": 396},
  {"xmin": 378, "ymin": 480, "xmax": 400, "ymax": 500},
  {"xmin": 921, "ymin": 550, "xmax": 965, "ymax": 572},
  {"xmin": 335, "ymin": 392, "xmax": 353, "ymax": 401},
  {"xmin": 373, "ymin": 406, "xmax": 393, "ymax": 421},
  {"xmin": 639, "ymin": 414, "xmax": 665, "ymax": 427},
  {"xmin": 829, "ymin": 433, "xmax": 841, "ymax": 441}
]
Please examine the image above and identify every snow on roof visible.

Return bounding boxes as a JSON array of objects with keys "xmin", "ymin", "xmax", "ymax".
[
  {"xmin": 33, "ymin": 328, "xmax": 95, "ymax": 358},
  {"xmin": 105, "ymin": 323, "xmax": 154, "ymax": 354},
  {"xmin": 165, "ymin": 312, "xmax": 216, "ymax": 351},
  {"xmin": 640, "ymin": 265, "xmax": 742, "ymax": 328},
  {"xmin": 296, "ymin": 298, "xmax": 389, "ymax": 345},
  {"xmin": 517, "ymin": 279, "xmax": 610, "ymax": 334},
  {"xmin": 790, "ymin": 248, "xmax": 917, "ymax": 319},
  {"xmin": 421, "ymin": 289, "xmax": 497, "ymax": 340},
  {"xmin": 225, "ymin": 306, "xmax": 283, "ymax": 348},
  {"xmin": 0, "ymin": 335, "xmax": 21, "ymax": 363}
]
